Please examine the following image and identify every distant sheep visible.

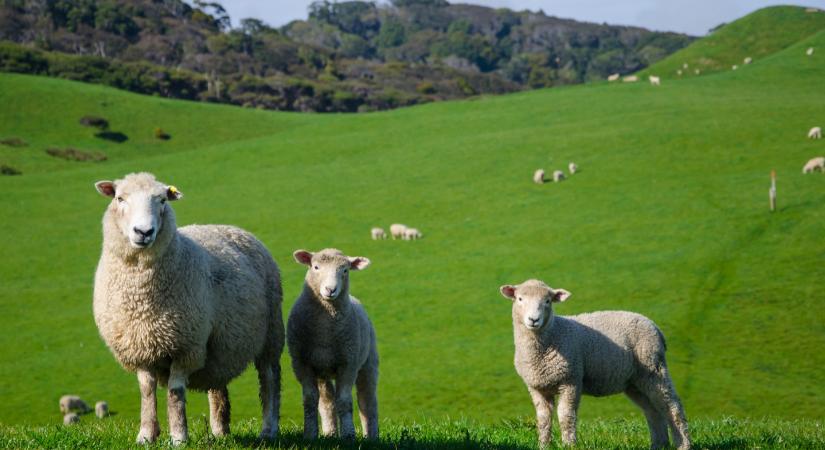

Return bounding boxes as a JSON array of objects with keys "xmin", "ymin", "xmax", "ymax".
[
  {"xmin": 568, "ymin": 162, "xmax": 578, "ymax": 175},
  {"xmin": 803, "ymin": 156, "xmax": 825, "ymax": 174},
  {"xmin": 499, "ymin": 279, "xmax": 691, "ymax": 449},
  {"xmin": 676, "ymin": 69, "xmax": 683, "ymax": 76},
  {"xmin": 623, "ymin": 75, "xmax": 639, "ymax": 83},
  {"xmin": 390, "ymin": 223, "xmax": 407, "ymax": 240},
  {"xmin": 806, "ymin": 7, "xmax": 819, "ymax": 13},
  {"xmin": 682, "ymin": 63, "xmax": 689, "ymax": 69},
  {"xmin": 809, "ymin": 127, "xmax": 822, "ymax": 139},
  {"xmin": 553, "ymin": 170, "xmax": 565, "ymax": 182},
  {"xmin": 95, "ymin": 401, "xmax": 109, "ymax": 419},
  {"xmin": 744, "ymin": 56, "xmax": 752, "ymax": 64},
  {"xmin": 649, "ymin": 76, "xmax": 661, "ymax": 86},
  {"xmin": 404, "ymin": 227, "xmax": 422, "ymax": 240},
  {"xmin": 732, "ymin": 65, "xmax": 738, "ymax": 70},
  {"xmin": 64, "ymin": 413, "xmax": 80, "ymax": 426},
  {"xmin": 59, "ymin": 395, "xmax": 90, "ymax": 414},
  {"xmin": 807, "ymin": 47, "xmax": 814, "ymax": 56},
  {"xmin": 607, "ymin": 73, "xmax": 620, "ymax": 82},
  {"xmin": 533, "ymin": 169, "xmax": 545, "ymax": 184},
  {"xmin": 370, "ymin": 227, "xmax": 386, "ymax": 240},
  {"xmin": 694, "ymin": 69, "xmax": 701, "ymax": 75}
]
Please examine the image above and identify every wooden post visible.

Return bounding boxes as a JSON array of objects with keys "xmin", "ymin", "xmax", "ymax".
[{"xmin": 769, "ymin": 170, "xmax": 776, "ymax": 212}]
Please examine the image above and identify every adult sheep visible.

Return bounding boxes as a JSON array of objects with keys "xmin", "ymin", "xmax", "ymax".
[
  {"xmin": 809, "ymin": 126, "xmax": 822, "ymax": 139},
  {"xmin": 59, "ymin": 395, "xmax": 90, "ymax": 414},
  {"xmin": 533, "ymin": 169, "xmax": 545, "ymax": 184},
  {"xmin": 371, "ymin": 227, "xmax": 386, "ymax": 240},
  {"xmin": 649, "ymin": 76, "xmax": 661, "ymax": 86},
  {"xmin": 499, "ymin": 279, "xmax": 690, "ymax": 450},
  {"xmin": 403, "ymin": 227, "xmax": 423, "ymax": 240},
  {"xmin": 553, "ymin": 170, "xmax": 566, "ymax": 182},
  {"xmin": 389, "ymin": 223, "xmax": 407, "ymax": 240},
  {"xmin": 803, "ymin": 156, "xmax": 825, "ymax": 173},
  {"xmin": 92, "ymin": 172, "xmax": 284, "ymax": 445}
]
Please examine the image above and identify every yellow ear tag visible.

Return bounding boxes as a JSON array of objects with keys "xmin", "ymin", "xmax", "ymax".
[{"xmin": 169, "ymin": 186, "xmax": 179, "ymax": 194}]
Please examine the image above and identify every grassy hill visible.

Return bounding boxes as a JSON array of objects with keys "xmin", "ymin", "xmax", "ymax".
[
  {"xmin": 638, "ymin": 5, "xmax": 825, "ymax": 79},
  {"xmin": 0, "ymin": 5, "xmax": 824, "ymax": 444}
]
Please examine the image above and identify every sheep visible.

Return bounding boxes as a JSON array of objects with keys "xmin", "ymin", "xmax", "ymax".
[
  {"xmin": 732, "ymin": 65, "xmax": 738, "ymax": 70},
  {"xmin": 802, "ymin": 156, "xmax": 825, "ymax": 174},
  {"xmin": 553, "ymin": 170, "xmax": 565, "ymax": 183},
  {"xmin": 389, "ymin": 223, "xmax": 407, "ymax": 240},
  {"xmin": 403, "ymin": 227, "xmax": 423, "ymax": 240},
  {"xmin": 59, "ymin": 395, "xmax": 90, "ymax": 414},
  {"xmin": 676, "ymin": 69, "xmax": 683, "ymax": 76},
  {"xmin": 92, "ymin": 172, "xmax": 284, "ymax": 445},
  {"xmin": 64, "ymin": 413, "xmax": 80, "ymax": 426},
  {"xmin": 809, "ymin": 126, "xmax": 822, "ymax": 139},
  {"xmin": 288, "ymin": 248, "xmax": 379, "ymax": 440},
  {"xmin": 95, "ymin": 401, "xmax": 109, "ymax": 419},
  {"xmin": 607, "ymin": 73, "xmax": 620, "ymax": 82},
  {"xmin": 568, "ymin": 162, "xmax": 578, "ymax": 175},
  {"xmin": 682, "ymin": 63, "xmax": 688, "ymax": 69},
  {"xmin": 806, "ymin": 47, "xmax": 814, "ymax": 56},
  {"xmin": 533, "ymin": 169, "xmax": 545, "ymax": 184},
  {"xmin": 744, "ymin": 56, "xmax": 752, "ymax": 64},
  {"xmin": 622, "ymin": 75, "xmax": 638, "ymax": 83},
  {"xmin": 499, "ymin": 279, "xmax": 691, "ymax": 450},
  {"xmin": 649, "ymin": 76, "xmax": 661, "ymax": 86},
  {"xmin": 694, "ymin": 69, "xmax": 701, "ymax": 75},
  {"xmin": 370, "ymin": 227, "xmax": 386, "ymax": 240}
]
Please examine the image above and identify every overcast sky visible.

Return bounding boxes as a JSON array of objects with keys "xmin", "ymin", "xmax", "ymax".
[{"xmin": 218, "ymin": 0, "xmax": 821, "ymax": 36}]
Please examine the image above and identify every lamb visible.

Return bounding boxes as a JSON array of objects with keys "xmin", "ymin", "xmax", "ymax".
[
  {"xmin": 533, "ymin": 169, "xmax": 545, "ymax": 184},
  {"xmin": 649, "ymin": 76, "xmax": 661, "ymax": 86},
  {"xmin": 287, "ymin": 249, "xmax": 379, "ymax": 440},
  {"xmin": 95, "ymin": 401, "xmax": 109, "ymax": 418},
  {"xmin": 63, "ymin": 413, "xmax": 80, "ymax": 425},
  {"xmin": 92, "ymin": 172, "xmax": 284, "ymax": 445},
  {"xmin": 622, "ymin": 75, "xmax": 638, "ymax": 83},
  {"xmin": 568, "ymin": 162, "xmax": 577, "ymax": 175},
  {"xmin": 403, "ymin": 227, "xmax": 423, "ymax": 240},
  {"xmin": 370, "ymin": 227, "xmax": 386, "ymax": 240},
  {"xmin": 803, "ymin": 156, "xmax": 825, "ymax": 173},
  {"xmin": 553, "ymin": 170, "xmax": 565, "ymax": 182},
  {"xmin": 607, "ymin": 73, "xmax": 620, "ymax": 82},
  {"xmin": 744, "ymin": 56, "xmax": 752, "ymax": 64},
  {"xmin": 676, "ymin": 69, "xmax": 683, "ymax": 76},
  {"xmin": 499, "ymin": 279, "xmax": 691, "ymax": 450},
  {"xmin": 682, "ymin": 63, "xmax": 688, "ymax": 69},
  {"xmin": 806, "ymin": 47, "xmax": 814, "ymax": 56},
  {"xmin": 390, "ymin": 223, "xmax": 407, "ymax": 240},
  {"xmin": 808, "ymin": 126, "xmax": 822, "ymax": 139},
  {"xmin": 59, "ymin": 395, "xmax": 90, "ymax": 414},
  {"xmin": 732, "ymin": 65, "xmax": 738, "ymax": 70},
  {"xmin": 694, "ymin": 69, "xmax": 701, "ymax": 75}
]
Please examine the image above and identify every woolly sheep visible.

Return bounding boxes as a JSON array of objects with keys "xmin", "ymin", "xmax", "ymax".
[
  {"xmin": 568, "ymin": 162, "xmax": 577, "ymax": 175},
  {"xmin": 403, "ymin": 227, "xmax": 423, "ymax": 240},
  {"xmin": 390, "ymin": 223, "xmax": 407, "ymax": 240},
  {"xmin": 533, "ymin": 169, "xmax": 545, "ymax": 184},
  {"xmin": 607, "ymin": 73, "xmax": 620, "ymax": 82},
  {"xmin": 499, "ymin": 279, "xmax": 691, "ymax": 449},
  {"xmin": 806, "ymin": 47, "xmax": 814, "ymax": 56},
  {"xmin": 694, "ymin": 69, "xmax": 701, "ymax": 75},
  {"xmin": 59, "ymin": 395, "xmax": 90, "ymax": 414},
  {"xmin": 744, "ymin": 56, "xmax": 752, "ymax": 64},
  {"xmin": 64, "ymin": 413, "xmax": 80, "ymax": 425},
  {"xmin": 803, "ymin": 156, "xmax": 825, "ymax": 174},
  {"xmin": 92, "ymin": 173, "xmax": 284, "ymax": 445},
  {"xmin": 649, "ymin": 76, "xmax": 661, "ymax": 86},
  {"xmin": 288, "ymin": 249, "xmax": 379, "ymax": 440},
  {"xmin": 676, "ymin": 69, "xmax": 683, "ymax": 76},
  {"xmin": 809, "ymin": 126, "xmax": 822, "ymax": 139},
  {"xmin": 732, "ymin": 65, "xmax": 738, "ymax": 70},
  {"xmin": 622, "ymin": 75, "xmax": 638, "ymax": 83},
  {"xmin": 370, "ymin": 227, "xmax": 386, "ymax": 240},
  {"xmin": 95, "ymin": 401, "xmax": 109, "ymax": 419},
  {"xmin": 682, "ymin": 63, "xmax": 688, "ymax": 69},
  {"xmin": 553, "ymin": 170, "xmax": 565, "ymax": 183},
  {"xmin": 806, "ymin": 7, "xmax": 820, "ymax": 12}
]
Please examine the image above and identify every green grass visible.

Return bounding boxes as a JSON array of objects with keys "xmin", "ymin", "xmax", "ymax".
[{"xmin": 1, "ymin": 5, "xmax": 824, "ymax": 442}]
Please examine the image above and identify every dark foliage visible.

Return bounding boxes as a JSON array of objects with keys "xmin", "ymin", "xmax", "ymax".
[
  {"xmin": 95, "ymin": 131, "xmax": 127, "ymax": 142},
  {"xmin": 0, "ymin": 137, "xmax": 27, "ymax": 147},
  {"xmin": 0, "ymin": 164, "xmax": 21, "ymax": 175},
  {"xmin": 45, "ymin": 147, "xmax": 107, "ymax": 162},
  {"xmin": 79, "ymin": 115, "xmax": 109, "ymax": 130}
]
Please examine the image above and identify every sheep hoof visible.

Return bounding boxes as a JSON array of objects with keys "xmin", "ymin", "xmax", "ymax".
[
  {"xmin": 258, "ymin": 428, "xmax": 278, "ymax": 441},
  {"xmin": 135, "ymin": 429, "xmax": 158, "ymax": 444},
  {"xmin": 170, "ymin": 436, "xmax": 187, "ymax": 446}
]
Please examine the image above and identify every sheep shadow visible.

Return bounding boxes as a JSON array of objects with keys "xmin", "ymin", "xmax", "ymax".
[
  {"xmin": 226, "ymin": 430, "xmax": 534, "ymax": 450},
  {"xmin": 95, "ymin": 131, "xmax": 128, "ymax": 143}
]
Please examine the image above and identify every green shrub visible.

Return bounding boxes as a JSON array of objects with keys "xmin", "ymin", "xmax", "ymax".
[{"xmin": 0, "ymin": 164, "xmax": 21, "ymax": 175}]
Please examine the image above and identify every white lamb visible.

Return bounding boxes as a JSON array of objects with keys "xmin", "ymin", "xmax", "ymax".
[
  {"xmin": 59, "ymin": 395, "xmax": 90, "ymax": 414},
  {"xmin": 607, "ymin": 73, "xmax": 620, "ymax": 82},
  {"xmin": 288, "ymin": 249, "xmax": 379, "ymax": 440},
  {"xmin": 744, "ymin": 56, "xmax": 752, "ymax": 64},
  {"xmin": 694, "ymin": 69, "xmax": 701, "ymax": 75},
  {"xmin": 676, "ymin": 69, "xmax": 683, "ymax": 76},
  {"xmin": 623, "ymin": 75, "xmax": 638, "ymax": 83},
  {"xmin": 568, "ymin": 162, "xmax": 577, "ymax": 175},
  {"xmin": 93, "ymin": 173, "xmax": 284, "ymax": 445},
  {"xmin": 803, "ymin": 156, "xmax": 825, "ymax": 174},
  {"xmin": 732, "ymin": 65, "xmax": 738, "ymax": 70},
  {"xmin": 553, "ymin": 170, "xmax": 565, "ymax": 182},
  {"xmin": 500, "ymin": 279, "xmax": 691, "ymax": 449},
  {"xmin": 649, "ymin": 76, "xmax": 661, "ymax": 86},
  {"xmin": 63, "ymin": 413, "xmax": 80, "ymax": 426},
  {"xmin": 403, "ymin": 227, "xmax": 422, "ymax": 240},
  {"xmin": 370, "ymin": 227, "xmax": 386, "ymax": 240},
  {"xmin": 533, "ymin": 169, "xmax": 545, "ymax": 184},
  {"xmin": 682, "ymin": 63, "xmax": 688, "ymax": 69},
  {"xmin": 808, "ymin": 126, "xmax": 822, "ymax": 139},
  {"xmin": 806, "ymin": 47, "xmax": 814, "ymax": 56},
  {"xmin": 95, "ymin": 401, "xmax": 109, "ymax": 419},
  {"xmin": 389, "ymin": 223, "xmax": 407, "ymax": 240}
]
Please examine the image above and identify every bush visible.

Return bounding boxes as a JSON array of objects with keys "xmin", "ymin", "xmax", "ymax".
[
  {"xmin": 79, "ymin": 116, "xmax": 109, "ymax": 130},
  {"xmin": 0, "ymin": 137, "xmax": 27, "ymax": 147},
  {"xmin": 0, "ymin": 164, "xmax": 21, "ymax": 175},
  {"xmin": 416, "ymin": 81, "xmax": 436, "ymax": 94},
  {"xmin": 154, "ymin": 128, "xmax": 170, "ymax": 140},
  {"xmin": 45, "ymin": 148, "xmax": 107, "ymax": 162}
]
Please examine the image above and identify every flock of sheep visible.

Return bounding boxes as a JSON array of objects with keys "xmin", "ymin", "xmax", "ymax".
[
  {"xmin": 59, "ymin": 395, "xmax": 108, "ymax": 425},
  {"xmin": 83, "ymin": 172, "xmax": 691, "ymax": 449},
  {"xmin": 370, "ymin": 223, "xmax": 422, "ymax": 240},
  {"xmin": 534, "ymin": 162, "xmax": 577, "ymax": 184},
  {"xmin": 805, "ymin": 126, "xmax": 824, "ymax": 174}
]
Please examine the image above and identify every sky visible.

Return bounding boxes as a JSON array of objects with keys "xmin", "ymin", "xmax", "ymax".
[{"xmin": 217, "ymin": 0, "xmax": 822, "ymax": 36}]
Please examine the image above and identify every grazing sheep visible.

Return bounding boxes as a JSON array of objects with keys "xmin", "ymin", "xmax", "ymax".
[
  {"xmin": 92, "ymin": 172, "xmax": 284, "ymax": 445},
  {"xmin": 806, "ymin": 47, "xmax": 814, "ymax": 56},
  {"xmin": 288, "ymin": 249, "xmax": 379, "ymax": 440},
  {"xmin": 533, "ymin": 169, "xmax": 545, "ymax": 184},
  {"xmin": 499, "ymin": 279, "xmax": 691, "ymax": 450},
  {"xmin": 809, "ymin": 126, "xmax": 822, "ymax": 139},
  {"xmin": 370, "ymin": 227, "xmax": 386, "ymax": 240},
  {"xmin": 803, "ymin": 156, "xmax": 825, "ymax": 174},
  {"xmin": 744, "ymin": 56, "xmax": 752, "ymax": 64},
  {"xmin": 676, "ymin": 69, "xmax": 683, "ymax": 76},
  {"xmin": 59, "ymin": 395, "xmax": 90, "ymax": 414},
  {"xmin": 622, "ymin": 75, "xmax": 638, "ymax": 83},
  {"xmin": 607, "ymin": 73, "xmax": 620, "ymax": 82},
  {"xmin": 806, "ymin": 7, "xmax": 819, "ymax": 13},
  {"xmin": 649, "ymin": 76, "xmax": 661, "ymax": 86},
  {"xmin": 64, "ymin": 413, "xmax": 80, "ymax": 425},
  {"xmin": 568, "ymin": 162, "xmax": 578, "ymax": 175},
  {"xmin": 694, "ymin": 69, "xmax": 701, "ymax": 75},
  {"xmin": 553, "ymin": 170, "xmax": 565, "ymax": 183},
  {"xmin": 95, "ymin": 401, "xmax": 109, "ymax": 419},
  {"xmin": 732, "ymin": 65, "xmax": 738, "ymax": 70},
  {"xmin": 682, "ymin": 63, "xmax": 688, "ymax": 69},
  {"xmin": 403, "ymin": 227, "xmax": 423, "ymax": 240},
  {"xmin": 389, "ymin": 223, "xmax": 407, "ymax": 240}
]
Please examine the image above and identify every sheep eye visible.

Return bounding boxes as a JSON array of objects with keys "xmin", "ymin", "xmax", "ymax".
[
  {"xmin": 343, "ymin": 268, "xmax": 348, "ymax": 273},
  {"xmin": 160, "ymin": 198, "xmax": 167, "ymax": 204},
  {"xmin": 313, "ymin": 265, "xmax": 319, "ymax": 270},
  {"xmin": 518, "ymin": 297, "xmax": 523, "ymax": 302},
  {"xmin": 116, "ymin": 196, "xmax": 125, "ymax": 203}
]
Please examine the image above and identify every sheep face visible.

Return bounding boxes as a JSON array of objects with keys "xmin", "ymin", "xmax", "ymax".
[
  {"xmin": 500, "ymin": 280, "xmax": 571, "ymax": 331},
  {"xmin": 294, "ymin": 248, "xmax": 370, "ymax": 301},
  {"xmin": 95, "ymin": 173, "xmax": 183, "ymax": 249}
]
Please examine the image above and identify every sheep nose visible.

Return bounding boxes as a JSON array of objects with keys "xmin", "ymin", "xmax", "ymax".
[
  {"xmin": 134, "ymin": 227, "xmax": 154, "ymax": 237},
  {"xmin": 529, "ymin": 317, "xmax": 539, "ymax": 325},
  {"xmin": 325, "ymin": 286, "xmax": 335, "ymax": 294}
]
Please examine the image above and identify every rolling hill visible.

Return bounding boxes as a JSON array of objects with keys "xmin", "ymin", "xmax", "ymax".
[{"xmin": 0, "ymin": 5, "xmax": 823, "ymax": 442}]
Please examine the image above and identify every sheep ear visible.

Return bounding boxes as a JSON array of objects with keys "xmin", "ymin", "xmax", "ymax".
[
  {"xmin": 293, "ymin": 250, "xmax": 313, "ymax": 266},
  {"xmin": 95, "ymin": 181, "xmax": 115, "ymax": 198},
  {"xmin": 552, "ymin": 289, "xmax": 571, "ymax": 303},
  {"xmin": 348, "ymin": 256, "xmax": 370, "ymax": 271},
  {"xmin": 500, "ymin": 285, "xmax": 516, "ymax": 300},
  {"xmin": 166, "ymin": 185, "xmax": 183, "ymax": 201}
]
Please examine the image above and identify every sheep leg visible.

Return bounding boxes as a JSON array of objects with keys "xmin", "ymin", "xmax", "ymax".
[
  {"xmin": 356, "ymin": 360, "xmax": 379, "ymax": 439},
  {"xmin": 318, "ymin": 379, "xmax": 338, "ymax": 436},
  {"xmin": 626, "ymin": 385, "xmax": 669, "ymax": 449},
  {"xmin": 167, "ymin": 366, "xmax": 189, "ymax": 445},
  {"xmin": 255, "ymin": 357, "xmax": 280, "ymax": 440},
  {"xmin": 299, "ymin": 374, "xmax": 320, "ymax": 439},
  {"xmin": 556, "ymin": 384, "xmax": 581, "ymax": 445},
  {"xmin": 640, "ymin": 372, "xmax": 691, "ymax": 450},
  {"xmin": 136, "ymin": 369, "xmax": 160, "ymax": 444},
  {"xmin": 528, "ymin": 387, "xmax": 554, "ymax": 447},
  {"xmin": 207, "ymin": 386, "xmax": 230, "ymax": 437},
  {"xmin": 334, "ymin": 370, "xmax": 359, "ymax": 439}
]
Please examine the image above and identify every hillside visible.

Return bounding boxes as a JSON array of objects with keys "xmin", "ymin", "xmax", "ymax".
[
  {"xmin": 639, "ymin": 5, "xmax": 825, "ymax": 79},
  {"xmin": 1, "ymin": 6, "xmax": 824, "ymax": 434}
]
